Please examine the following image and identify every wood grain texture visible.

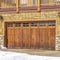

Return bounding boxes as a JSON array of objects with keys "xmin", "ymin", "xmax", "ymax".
[{"xmin": 6, "ymin": 21, "xmax": 55, "ymax": 50}]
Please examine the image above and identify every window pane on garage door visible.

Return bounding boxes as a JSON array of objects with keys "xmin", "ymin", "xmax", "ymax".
[
  {"xmin": 15, "ymin": 23, "xmax": 21, "ymax": 27},
  {"xmin": 31, "ymin": 22, "xmax": 37, "ymax": 26},
  {"xmin": 48, "ymin": 22, "xmax": 55, "ymax": 26},
  {"xmin": 23, "ymin": 23, "xmax": 29, "ymax": 27},
  {"xmin": 39, "ymin": 22, "xmax": 46, "ymax": 26},
  {"xmin": 7, "ymin": 23, "xmax": 13, "ymax": 27}
]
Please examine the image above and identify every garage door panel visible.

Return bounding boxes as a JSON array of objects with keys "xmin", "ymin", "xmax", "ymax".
[
  {"xmin": 31, "ymin": 28, "xmax": 39, "ymax": 48},
  {"xmin": 43, "ymin": 28, "xmax": 48, "ymax": 49},
  {"xmin": 48, "ymin": 28, "xmax": 55, "ymax": 49},
  {"xmin": 39, "ymin": 28, "xmax": 47, "ymax": 49},
  {"xmin": 15, "ymin": 28, "xmax": 22, "ymax": 48},
  {"xmin": 7, "ymin": 28, "xmax": 14, "ymax": 48},
  {"xmin": 39, "ymin": 28, "xmax": 43, "ymax": 48},
  {"xmin": 36, "ymin": 31, "xmax": 40, "ymax": 48},
  {"xmin": 48, "ymin": 21, "xmax": 55, "ymax": 50},
  {"xmin": 23, "ymin": 28, "xmax": 30, "ymax": 48}
]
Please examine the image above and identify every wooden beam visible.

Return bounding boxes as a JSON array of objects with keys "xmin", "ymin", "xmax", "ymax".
[
  {"xmin": 0, "ymin": 0, "xmax": 2, "ymax": 7},
  {"xmin": 49, "ymin": 0, "xmax": 54, "ymax": 4},
  {"xmin": 29, "ymin": 0, "xmax": 32, "ymax": 6},
  {"xmin": 38, "ymin": 0, "xmax": 40, "ymax": 11},
  {"xmin": 16, "ymin": 0, "xmax": 19, "ymax": 12}
]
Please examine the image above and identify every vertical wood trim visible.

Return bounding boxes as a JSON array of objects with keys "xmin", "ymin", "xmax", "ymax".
[
  {"xmin": 38, "ymin": 0, "xmax": 40, "ymax": 11},
  {"xmin": 29, "ymin": 23, "xmax": 31, "ymax": 48},
  {"xmin": 21, "ymin": 23, "xmax": 23, "ymax": 48},
  {"xmin": 37, "ymin": 23, "xmax": 40, "ymax": 48},
  {"xmin": 13, "ymin": 23, "xmax": 15, "ymax": 48},
  {"xmin": 4, "ymin": 22, "xmax": 7, "ymax": 47},
  {"xmin": 5, "ymin": 0, "xmax": 7, "ymax": 8},
  {"xmin": 16, "ymin": 0, "xmax": 19, "ymax": 12},
  {"xmin": 0, "ymin": 0, "xmax": 1, "ymax": 7},
  {"xmin": 29, "ymin": 0, "xmax": 32, "ymax": 6},
  {"xmin": 49, "ymin": 0, "xmax": 54, "ymax": 4}
]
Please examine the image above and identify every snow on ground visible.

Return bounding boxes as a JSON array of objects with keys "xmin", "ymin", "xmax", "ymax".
[{"xmin": 0, "ymin": 51, "xmax": 60, "ymax": 60}]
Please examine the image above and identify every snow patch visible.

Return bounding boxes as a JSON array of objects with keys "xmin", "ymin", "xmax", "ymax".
[
  {"xmin": 0, "ymin": 45, "xmax": 7, "ymax": 49},
  {"xmin": 0, "ymin": 51, "xmax": 60, "ymax": 60}
]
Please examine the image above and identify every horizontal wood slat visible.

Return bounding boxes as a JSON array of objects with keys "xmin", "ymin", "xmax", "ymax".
[{"xmin": 0, "ymin": 5, "xmax": 60, "ymax": 13}]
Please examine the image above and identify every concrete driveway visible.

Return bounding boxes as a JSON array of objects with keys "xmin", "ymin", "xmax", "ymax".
[{"xmin": 0, "ymin": 49, "xmax": 60, "ymax": 57}]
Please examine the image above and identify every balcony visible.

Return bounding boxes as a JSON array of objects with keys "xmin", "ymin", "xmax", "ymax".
[
  {"xmin": 0, "ymin": 0, "xmax": 16, "ymax": 13},
  {"xmin": 18, "ymin": 0, "xmax": 38, "ymax": 12},
  {"xmin": 19, "ymin": 5, "xmax": 38, "ymax": 12},
  {"xmin": 0, "ymin": 0, "xmax": 60, "ymax": 13},
  {"xmin": 40, "ymin": 1, "xmax": 60, "ymax": 11}
]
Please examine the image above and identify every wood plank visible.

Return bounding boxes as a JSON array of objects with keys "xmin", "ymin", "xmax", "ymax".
[
  {"xmin": 39, "ymin": 27, "xmax": 47, "ymax": 49},
  {"xmin": 30, "ymin": 27, "xmax": 39, "ymax": 48},
  {"xmin": 23, "ymin": 28, "xmax": 30, "ymax": 48},
  {"xmin": 14, "ymin": 27, "xmax": 22, "ymax": 48},
  {"xmin": 48, "ymin": 27, "xmax": 55, "ymax": 50},
  {"xmin": 7, "ymin": 27, "xmax": 15, "ymax": 48}
]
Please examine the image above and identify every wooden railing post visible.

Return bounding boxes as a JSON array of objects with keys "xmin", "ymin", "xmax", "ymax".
[
  {"xmin": 28, "ymin": 0, "xmax": 32, "ymax": 6},
  {"xmin": 16, "ymin": 0, "xmax": 19, "ymax": 12},
  {"xmin": 38, "ymin": 0, "xmax": 40, "ymax": 11},
  {"xmin": 49, "ymin": 0, "xmax": 54, "ymax": 4},
  {"xmin": 0, "ymin": 0, "xmax": 2, "ymax": 7}
]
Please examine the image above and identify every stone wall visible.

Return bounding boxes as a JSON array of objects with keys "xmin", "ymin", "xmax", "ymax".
[
  {"xmin": 56, "ymin": 36, "xmax": 60, "ymax": 50},
  {"xmin": 0, "ymin": 36, "xmax": 4, "ymax": 45}
]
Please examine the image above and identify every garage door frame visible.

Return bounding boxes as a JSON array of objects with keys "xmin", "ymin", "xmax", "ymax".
[{"xmin": 4, "ymin": 20, "xmax": 56, "ymax": 50}]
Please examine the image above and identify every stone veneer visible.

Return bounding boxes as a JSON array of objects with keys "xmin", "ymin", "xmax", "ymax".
[{"xmin": 0, "ymin": 11, "xmax": 60, "ymax": 50}]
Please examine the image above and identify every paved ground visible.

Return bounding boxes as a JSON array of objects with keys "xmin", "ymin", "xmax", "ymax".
[{"xmin": 0, "ymin": 49, "xmax": 60, "ymax": 57}]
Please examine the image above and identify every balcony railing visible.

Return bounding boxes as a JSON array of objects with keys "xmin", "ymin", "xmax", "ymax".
[
  {"xmin": 0, "ymin": 0, "xmax": 60, "ymax": 13},
  {"xmin": 41, "ymin": 3, "xmax": 60, "ymax": 6},
  {"xmin": 40, "ymin": 2, "xmax": 60, "ymax": 11},
  {"xmin": 0, "ymin": 0, "xmax": 16, "ymax": 13}
]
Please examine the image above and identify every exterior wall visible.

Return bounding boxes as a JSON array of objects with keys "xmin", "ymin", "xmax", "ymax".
[{"xmin": 0, "ymin": 11, "xmax": 60, "ymax": 50}]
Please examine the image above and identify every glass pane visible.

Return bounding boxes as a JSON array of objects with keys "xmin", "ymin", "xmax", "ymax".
[
  {"xmin": 0, "ymin": 0, "xmax": 5, "ymax": 7},
  {"xmin": 20, "ymin": 0, "xmax": 28, "ymax": 7},
  {"xmin": 54, "ymin": 0, "xmax": 60, "ymax": 3},
  {"xmin": 32, "ymin": 0, "xmax": 37, "ymax": 5},
  {"xmin": 0, "ymin": 0, "xmax": 16, "ymax": 8},
  {"xmin": 41, "ymin": 0, "xmax": 49, "ymax": 4},
  {"xmin": 7, "ymin": 0, "xmax": 16, "ymax": 7},
  {"xmin": 39, "ymin": 22, "xmax": 46, "ymax": 26},
  {"xmin": 7, "ymin": 23, "xmax": 13, "ymax": 27},
  {"xmin": 48, "ymin": 22, "xmax": 55, "ymax": 26},
  {"xmin": 31, "ymin": 22, "xmax": 37, "ymax": 26},
  {"xmin": 15, "ymin": 23, "xmax": 21, "ymax": 27},
  {"xmin": 7, "ymin": 0, "xmax": 12, "ymax": 4},
  {"xmin": 23, "ymin": 23, "xmax": 29, "ymax": 27}
]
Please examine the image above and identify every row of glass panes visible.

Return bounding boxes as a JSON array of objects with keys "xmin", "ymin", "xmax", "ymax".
[
  {"xmin": 0, "ymin": 0, "xmax": 37, "ymax": 8},
  {"xmin": 7, "ymin": 22, "xmax": 55, "ymax": 27},
  {"xmin": 41, "ymin": 0, "xmax": 60, "ymax": 4},
  {"xmin": 0, "ymin": 0, "xmax": 60, "ymax": 8}
]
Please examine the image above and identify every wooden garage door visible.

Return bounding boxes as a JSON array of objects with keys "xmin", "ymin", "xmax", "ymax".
[
  {"xmin": 7, "ymin": 23, "xmax": 15, "ymax": 48},
  {"xmin": 6, "ymin": 21, "xmax": 55, "ymax": 50},
  {"xmin": 39, "ymin": 21, "xmax": 55, "ymax": 49},
  {"xmin": 39, "ymin": 22, "xmax": 47, "ymax": 49},
  {"xmin": 47, "ymin": 22, "xmax": 55, "ymax": 50},
  {"xmin": 14, "ymin": 23, "xmax": 22, "ymax": 48},
  {"xmin": 22, "ymin": 23, "xmax": 30, "ymax": 48},
  {"xmin": 30, "ymin": 22, "xmax": 39, "ymax": 48}
]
